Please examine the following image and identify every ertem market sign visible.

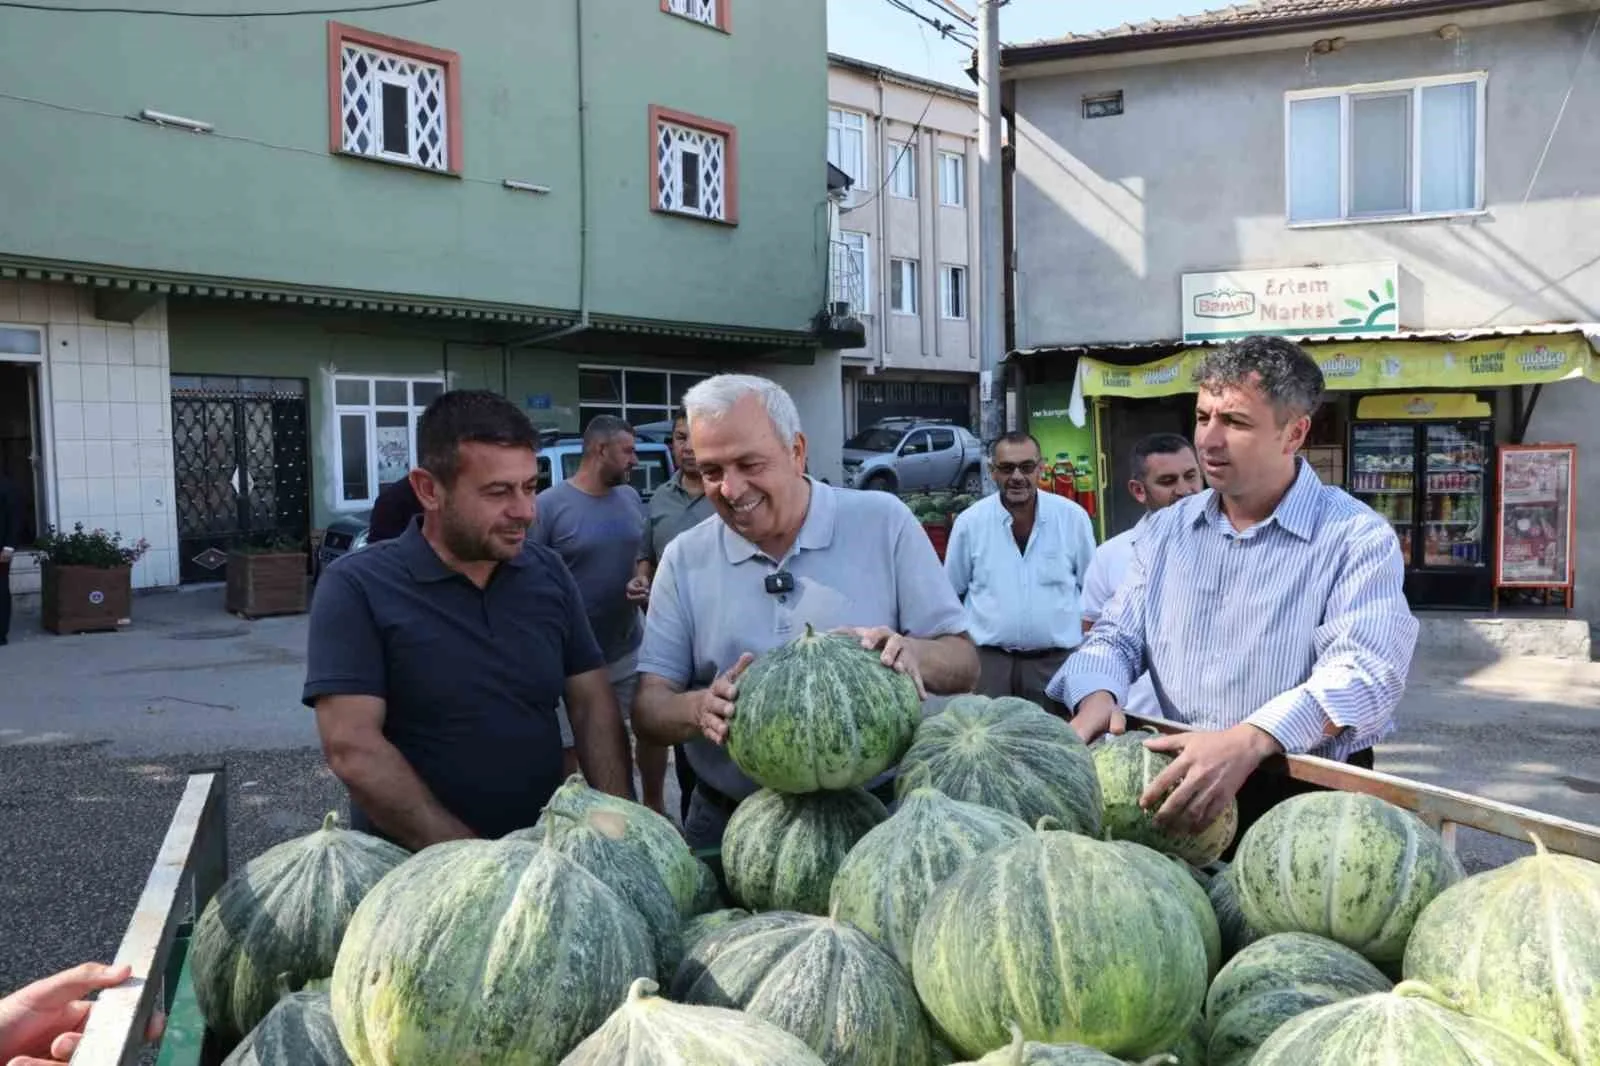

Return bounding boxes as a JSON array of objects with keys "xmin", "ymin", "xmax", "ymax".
[{"xmin": 1181, "ymin": 262, "xmax": 1400, "ymax": 342}]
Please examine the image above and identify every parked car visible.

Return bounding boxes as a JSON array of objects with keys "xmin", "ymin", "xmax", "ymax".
[
  {"xmin": 841, "ymin": 418, "xmax": 985, "ymax": 495},
  {"xmin": 314, "ymin": 433, "xmax": 675, "ymax": 577}
]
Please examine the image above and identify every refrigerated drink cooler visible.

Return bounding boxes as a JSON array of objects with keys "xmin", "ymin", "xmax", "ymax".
[{"xmin": 1348, "ymin": 416, "xmax": 1494, "ymax": 609}]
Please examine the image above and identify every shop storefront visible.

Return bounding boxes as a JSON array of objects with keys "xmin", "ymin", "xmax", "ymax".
[{"xmin": 1018, "ymin": 327, "xmax": 1595, "ymax": 612}]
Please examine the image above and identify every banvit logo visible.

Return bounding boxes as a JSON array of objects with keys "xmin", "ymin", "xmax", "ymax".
[
  {"xmin": 1517, "ymin": 346, "xmax": 1567, "ymax": 372},
  {"xmin": 1320, "ymin": 355, "xmax": 1363, "ymax": 378},
  {"xmin": 1192, "ymin": 288, "xmax": 1256, "ymax": 320}
]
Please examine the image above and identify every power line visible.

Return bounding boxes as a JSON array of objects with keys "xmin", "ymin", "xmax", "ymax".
[
  {"xmin": 881, "ymin": 0, "xmax": 976, "ymax": 47},
  {"xmin": 0, "ymin": 0, "xmax": 442, "ymax": 15}
]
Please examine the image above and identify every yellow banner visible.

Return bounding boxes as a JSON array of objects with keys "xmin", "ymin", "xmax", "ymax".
[{"xmin": 1079, "ymin": 333, "xmax": 1599, "ymax": 398}]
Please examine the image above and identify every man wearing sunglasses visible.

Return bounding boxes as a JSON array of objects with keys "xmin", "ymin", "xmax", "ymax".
[{"xmin": 944, "ymin": 431, "xmax": 1097, "ymax": 711}]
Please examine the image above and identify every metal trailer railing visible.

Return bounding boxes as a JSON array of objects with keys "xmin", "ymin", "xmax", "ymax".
[{"xmin": 71, "ymin": 735, "xmax": 1600, "ymax": 1064}]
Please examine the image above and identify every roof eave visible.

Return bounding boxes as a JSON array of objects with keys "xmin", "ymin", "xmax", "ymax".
[{"xmin": 1002, "ymin": 0, "xmax": 1532, "ymax": 68}]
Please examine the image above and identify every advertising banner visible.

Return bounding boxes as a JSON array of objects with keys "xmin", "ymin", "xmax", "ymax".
[
  {"xmin": 1025, "ymin": 383, "xmax": 1102, "ymax": 529},
  {"xmin": 1078, "ymin": 333, "xmax": 1600, "ymax": 399},
  {"xmin": 1495, "ymin": 444, "xmax": 1577, "ymax": 589}
]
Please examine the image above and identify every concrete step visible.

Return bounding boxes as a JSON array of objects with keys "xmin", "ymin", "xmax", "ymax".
[{"xmin": 1414, "ymin": 611, "xmax": 1593, "ymax": 664}]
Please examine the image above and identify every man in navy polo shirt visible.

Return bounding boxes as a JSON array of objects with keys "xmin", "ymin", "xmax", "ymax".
[{"xmin": 303, "ymin": 390, "xmax": 633, "ymax": 850}]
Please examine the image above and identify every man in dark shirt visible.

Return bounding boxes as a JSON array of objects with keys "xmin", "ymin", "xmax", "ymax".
[
  {"xmin": 366, "ymin": 476, "xmax": 422, "ymax": 544},
  {"xmin": 302, "ymin": 390, "xmax": 632, "ymax": 849}
]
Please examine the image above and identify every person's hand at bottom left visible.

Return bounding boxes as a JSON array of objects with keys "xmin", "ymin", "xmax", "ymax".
[{"xmin": 0, "ymin": 962, "xmax": 165, "ymax": 1065}]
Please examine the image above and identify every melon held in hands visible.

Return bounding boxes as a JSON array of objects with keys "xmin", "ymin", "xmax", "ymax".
[
  {"xmin": 727, "ymin": 623, "xmax": 922, "ymax": 793},
  {"xmin": 1093, "ymin": 729, "xmax": 1237, "ymax": 866}
]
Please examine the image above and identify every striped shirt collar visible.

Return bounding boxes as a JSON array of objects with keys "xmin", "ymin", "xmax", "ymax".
[{"xmin": 1193, "ymin": 457, "xmax": 1323, "ymax": 543}]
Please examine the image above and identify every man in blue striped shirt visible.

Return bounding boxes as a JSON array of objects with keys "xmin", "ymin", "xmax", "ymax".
[{"xmin": 1048, "ymin": 335, "xmax": 1418, "ymax": 844}]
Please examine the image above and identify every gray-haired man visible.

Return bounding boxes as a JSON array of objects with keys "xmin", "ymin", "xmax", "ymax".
[{"xmin": 632, "ymin": 374, "xmax": 980, "ymax": 848}]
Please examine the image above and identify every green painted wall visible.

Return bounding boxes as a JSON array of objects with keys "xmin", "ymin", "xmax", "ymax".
[{"xmin": 0, "ymin": 0, "xmax": 827, "ymax": 335}]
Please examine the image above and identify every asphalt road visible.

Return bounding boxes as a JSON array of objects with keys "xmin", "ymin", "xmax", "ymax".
[{"xmin": 2, "ymin": 587, "xmax": 1597, "ymax": 1011}]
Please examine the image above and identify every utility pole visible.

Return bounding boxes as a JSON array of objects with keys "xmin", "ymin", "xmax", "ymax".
[{"xmin": 976, "ymin": 0, "xmax": 1005, "ymax": 491}]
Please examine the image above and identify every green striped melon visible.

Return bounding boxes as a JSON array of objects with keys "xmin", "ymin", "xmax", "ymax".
[
  {"xmin": 560, "ymin": 977, "xmax": 827, "ymax": 1065},
  {"xmin": 1092, "ymin": 730, "xmax": 1237, "ymax": 866},
  {"xmin": 952, "ymin": 1022, "xmax": 1179, "ymax": 1064},
  {"xmin": 894, "ymin": 696, "xmax": 1102, "ymax": 837},
  {"xmin": 534, "ymin": 774, "xmax": 701, "ymax": 917},
  {"xmin": 1232, "ymin": 791, "xmax": 1464, "ymax": 964},
  {"xmin": 692, "ymin": 858, "xmax": 723, "ymax": 914},
  {"xmin": 1403, "ymin": 834, "xmax": 1600, "ymax": 1065},
  {"xmin": 1207, "ymin": 865, "xmax": 1260, "ymax": 962},
  {"xmin": 670, "ymin": 910, "xmax": 935, "ymax": 1066},
  {"xmin": 1251, "ymin": 981, "xmax": 1577, "ymax": 1065},
  {"xmin": 330, "ymin": 838, "xmax": 654, "ymax": 1066},
  {"xmin": 722, "ymin": 787, "xmax": 888, "ymax": 914},
  {"xmin": 726, "ymin": 623, "xmax": 922, "ymax": 793},
  {"xmin": 829, "ymin": 786, "xmax": 1030, "ymax": 968},
  {"xmin": 1205, "ymin": 932, "xmax": 1393, "ymax": 1066},
  {"xmin": 912, "ymin": 825, "xmax": 1208, "ymax": 1060},
  {"xmin": 192, "ymin": 812, "xmax": 408, "ymax": 1043},
  {"xmin": 681, "ymin": 908, "xmax": 752, "ymax": 957},
  {"xmin": 509, "ymin": 809, "xmax": 681, "ymax": 983},
  {"xmin": 222, "ymin": 990, "xmax": 350, "ymax": 1066},
  {"xmin": 1160, "ymin": 1018, "xmax": 1207, "ymax": 1066},
  {"xmin": 1107, "ymin": 841, "xmax": 1222, "ymax": 980}
]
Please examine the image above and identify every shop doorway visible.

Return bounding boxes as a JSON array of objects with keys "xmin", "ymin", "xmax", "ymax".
[
  {"xmin": 0, "ymin": 333, "xmax": 48, "ymax": 549},
  {"xmin": 171, "ymin": 376, "xmax": 310, "ymax": 584}
]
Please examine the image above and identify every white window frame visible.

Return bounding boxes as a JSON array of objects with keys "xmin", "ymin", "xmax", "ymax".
[
  {"xmin": 890, "ymin": 258, "xmax": 920, "ymax": 316},
  {"xmin": 577, "ymin": 364, "xmax": 711, "ymax": 430},
  {"xmin": 332, "ymin": 375, "xmax": 443, "ymax": 510},
  {"xmin": 938, "ymin": 150, "xmax": 966, "ymax": 207},
  {"xmin": 834, "ymin": 230, "xmax": 870, "ymax": 314},
  {"xmin": 887, "ymin": 140, "xmax": 916, "ymax": 199},
  {"xmin": 940, "ymin": 264, "xmax": 967, "ymax": 320},
  {"xmin": 0, "ymin": 324, "xmax": 54, "ymax": 547},
  {"xmin": 663, "ymin": 0, "xmax": 722, "ymax": 30},
  {"xmin": 1284, "ymin": 72, "xmax": 1487, "ymax": 227},
  {"xmin": 337, "ymin": 37, "xmax": 453, "ymax": 173},
  {"xmin": 829, "ymin": 108, "xmax": 868, "ymax": 203}
]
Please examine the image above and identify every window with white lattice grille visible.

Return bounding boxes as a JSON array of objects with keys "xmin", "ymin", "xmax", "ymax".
[
  {"xmin": 651, "ymin": 107, "xmax": 737, "ymax": 224},
  {"xmin": 662, "ymin": 0, "xmax": 726, "ymax": 30},
  {"xmin": 329, "ymin": 23, "xmax": 460, "ymax": 174}
]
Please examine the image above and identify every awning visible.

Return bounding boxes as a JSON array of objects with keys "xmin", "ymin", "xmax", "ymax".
[{"xmin": 1071, "ymin": 327, "xmax": 1600, "ymax": 399}]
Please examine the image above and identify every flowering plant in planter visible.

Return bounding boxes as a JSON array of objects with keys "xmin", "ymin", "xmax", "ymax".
[
  {"xmin": 32, "ymin": 523, "xmax": 151, "ymax": 568},
  {"xmin": 33, "ymin": 524, "xmax": 151, "ymax": 635}
]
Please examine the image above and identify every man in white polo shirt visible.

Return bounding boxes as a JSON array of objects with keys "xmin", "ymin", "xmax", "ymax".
[
  {"xmin": 944, "ymin": 431, "xmax": 1097, "ymax": 711},
  {"xmin": 1079, "ymin": 432, "xmax": 1203, "ymax": 718},
  {"xmin": 633, "ymin": 374, "xmax": 978, "ymax": 848}
]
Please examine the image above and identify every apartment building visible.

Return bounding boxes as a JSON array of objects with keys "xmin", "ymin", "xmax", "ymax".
[{"xmin": 828, "ymin": 54, "xmax": 980, "ymax": 432}]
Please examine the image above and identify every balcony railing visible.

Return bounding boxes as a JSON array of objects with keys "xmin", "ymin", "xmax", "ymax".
[{"xmin": 829, "ymin": 238, "xmax": 866, "ymax": 316}]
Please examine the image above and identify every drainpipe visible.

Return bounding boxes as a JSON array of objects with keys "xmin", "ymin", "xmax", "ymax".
[{"xmin": 506, "ymin": 0, "xmax": 591, "ymax": 351}]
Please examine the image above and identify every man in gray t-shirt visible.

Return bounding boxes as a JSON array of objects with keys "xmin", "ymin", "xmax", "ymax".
[
  {"xmin": 634, "ymin": 375, "xmax": 978, "ymax": 848},
  {"xmin": 531, "ymin": 417, "xmax": 665, "ymax": 812}
]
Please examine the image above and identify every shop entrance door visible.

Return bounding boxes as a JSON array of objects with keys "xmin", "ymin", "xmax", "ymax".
[
  {"xmin": 171, "ymin": 376, "xmax": 310, "ymax": 584},
  {"xmin": 0, "ymin": 327, "xmax": 48, "ymax": 550}
]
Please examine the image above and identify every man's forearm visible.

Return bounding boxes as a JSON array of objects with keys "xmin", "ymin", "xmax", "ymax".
[
  {"xmin": 912, "ymin": 634, "xmax": 980, "ymax": 695},
  {"xmin": 568, "ymin": 698, "xmax": 634, "ymax": 799},
  {"xmin": 330, "ymin": 742, "xmax": 474, "ymax": 851},
  {"xmin": 633, "ymin": 679, "xmax": 703, "ymax": 746}
]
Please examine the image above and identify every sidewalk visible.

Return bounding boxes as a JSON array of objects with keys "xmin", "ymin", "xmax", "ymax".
[{"xmin": 3, "ymin": 585, "xmax": 320, "ymax": 755}]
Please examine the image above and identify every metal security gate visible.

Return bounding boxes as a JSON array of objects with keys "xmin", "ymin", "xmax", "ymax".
[
  {"xmin": 858, "ymin": 380, "xmax": 973, "ymax": 429},
  {"xmin": 172, "ymin": 376, "xmax": 310, "ymax": 585}
]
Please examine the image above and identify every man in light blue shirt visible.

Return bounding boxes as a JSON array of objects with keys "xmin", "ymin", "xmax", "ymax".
[
  {"xmin": 1079, "ymin": 432, "xmax": 1205, "ymax": 719},
  {"xmin": 945, "ymin": 432, "xmax": 1097, "ymax": 710},
  {"xmin": 1048, "ymin": 336, "xmax": 1418, "ymax": 845}
]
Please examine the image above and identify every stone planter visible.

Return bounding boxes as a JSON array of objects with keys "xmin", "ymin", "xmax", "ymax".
[
  {"xmin": 225, "ymin": 551, "xmax": 308, "ymax": 618},
  {"xmin": 41, "ymin": 563, "xmax": 132, "ymax": 635}
]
